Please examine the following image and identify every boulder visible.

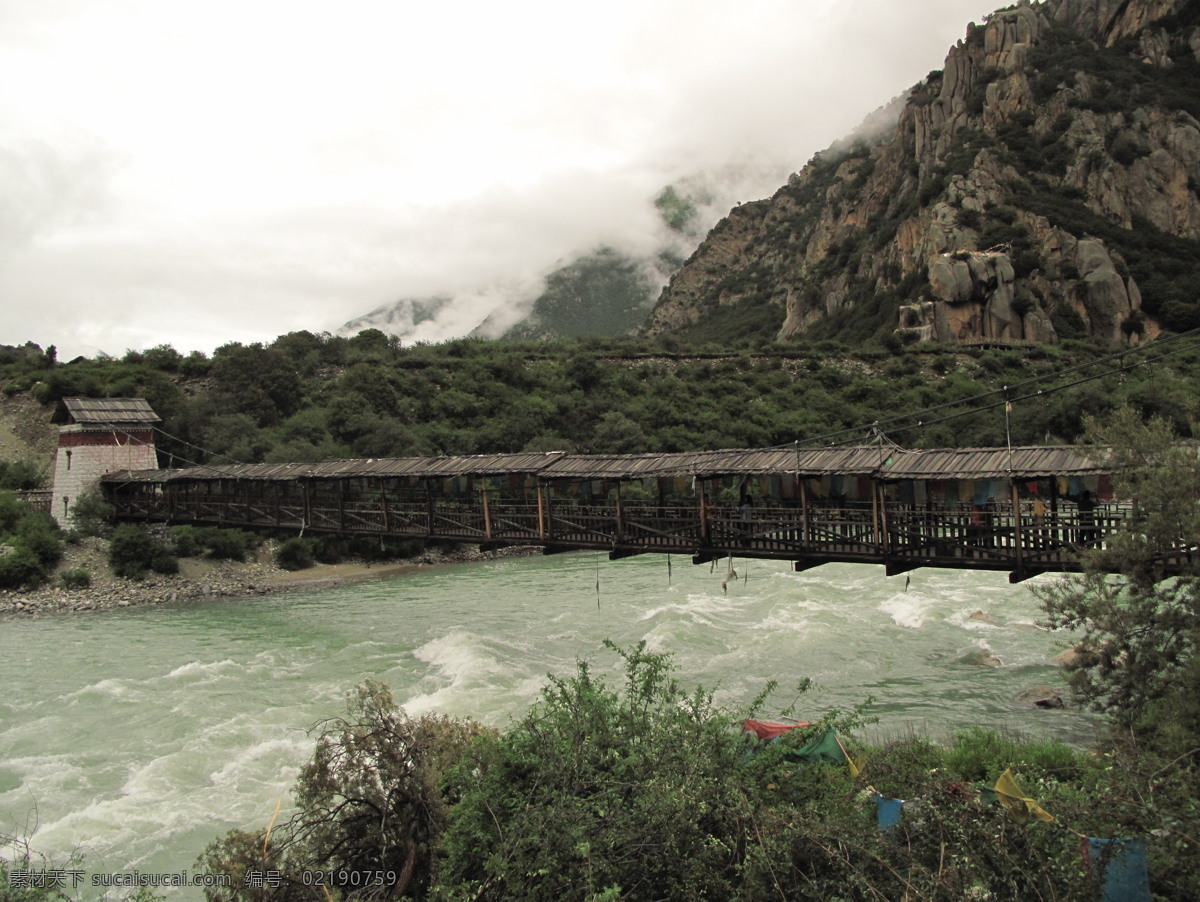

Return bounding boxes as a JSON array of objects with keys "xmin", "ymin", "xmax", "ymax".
[
  {"xmin": 1016, "ymin": 686, "xmax": 1066, "ymax": 708},
  {"xmin": 1052, "ymin": 647, "xmax": 1080, "ymax": 667}
]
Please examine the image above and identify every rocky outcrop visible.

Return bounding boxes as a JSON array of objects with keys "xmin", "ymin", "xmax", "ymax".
[{"xmin": 643, "ymin": 0, "xmax": 1200, "ymax": 346}]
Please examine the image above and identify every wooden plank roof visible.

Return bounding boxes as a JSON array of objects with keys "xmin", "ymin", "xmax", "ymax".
[
  {"xmin": 102, "ymin": 452, "xmax": 566, "ymax": 484},
  {"xmin": 539, "ymin": 452, "xmax": 697, "ymax": 479},
  {"xmin": 59, "ymin": 397, "xmax": 160, "ymax": 425},
  {"xmin": 684, "ymin": 446, "xmax": 889, "ymax": 477},
  {"xmin": 878, "ymin": 446, "xmax": 1108, "ymax": 480},
  {"xmin": 101, "ymin": 444, "xmax": 1112, "ymax": 486}
]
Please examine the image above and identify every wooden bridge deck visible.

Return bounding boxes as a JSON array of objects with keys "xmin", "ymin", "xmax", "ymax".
[{"xmin": 99, "ymin": 444, "xmax": 1194, "ymax": 582}]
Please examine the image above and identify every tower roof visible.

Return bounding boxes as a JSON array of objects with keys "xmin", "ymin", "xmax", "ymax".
[{"xmin": 57, "ymin": 397, "xmax": 161, "ymax": 426}]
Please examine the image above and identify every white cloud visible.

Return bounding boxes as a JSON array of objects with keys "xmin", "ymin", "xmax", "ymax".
[{"xmin": 0, "ymin": 0, "xmax": 998, "ymax": 357}]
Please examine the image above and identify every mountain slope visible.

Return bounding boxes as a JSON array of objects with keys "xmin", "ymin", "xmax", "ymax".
[{"xmin": 642, "ymin": 0, "xmax": 1200, "ymax": 347}]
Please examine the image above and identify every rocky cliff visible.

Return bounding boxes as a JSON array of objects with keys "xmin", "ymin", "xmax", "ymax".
[{"xmin": 642, "ymin": 0, "xmax": 1200, "ymax": 347}]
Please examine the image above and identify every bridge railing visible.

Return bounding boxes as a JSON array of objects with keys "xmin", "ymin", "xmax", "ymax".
[{"xmin": 103, "ymin": 481, "xmax": 1181, "ymax": 578}]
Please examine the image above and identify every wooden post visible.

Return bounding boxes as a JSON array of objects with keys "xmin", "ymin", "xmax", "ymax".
[
  {"xmin": 871, "ymin": 480, "xmax": 882, "ymax": 550},
  {"xmin": 425, "ymin": 479, "xmax": 435, "ymax": 537},
  {"xmin": 878, "ymin": 482, "xmax": 891, "ymax": 554},
  {"xmin": 338, "ymin": 479, "xmax": 347, "ymax": 532},
  {"xmin": 482, "ymin": 480, "xmax": 494, "ymax": 540},
  {"xmin": 615, "ymin": 481, "xmax": 624, "ymax": 542},
  {"xmin": 302, "ymin": 481, "xmax": 311, "ymax": 532},
  {"xmin": 800, "ymin": 478, "xmax": 810, "ymax": 548},
  {"xmin": 1050, "ymin": 477, "xmax": 1059, "ymax": 547},
  {"xmin": 1011, "ymin": 479, "xmax": 1023, "ymax": 569},
  {"xmin": 537, "ymin": 483, "xmax": 547, "ymax": 540},
  {"xmin": 380, "ymin": 481, "xmax": 391, "ymax": 534}
]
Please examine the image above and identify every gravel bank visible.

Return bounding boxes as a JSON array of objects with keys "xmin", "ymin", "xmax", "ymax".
[{"xmin": 0, "ymin": 538, "xmax": 540, "ymax": 617}]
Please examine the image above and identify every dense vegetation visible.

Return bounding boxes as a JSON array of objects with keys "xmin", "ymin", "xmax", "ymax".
[
  {"xmin": 3, "ymin": 331, "xmax": 1198, "ymax": 479},
  {"xmin": 196, "ymin": 644, "xmax": 1196, "ymax": 901},
  {"xmin": 0, "ymin": 493, "xmax": 63, "ymax": 589}
]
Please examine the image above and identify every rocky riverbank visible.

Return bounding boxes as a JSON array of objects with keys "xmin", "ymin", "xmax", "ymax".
[{"xmin": 0, "ymin": 537, "xmax": 540, "ymax": 616}]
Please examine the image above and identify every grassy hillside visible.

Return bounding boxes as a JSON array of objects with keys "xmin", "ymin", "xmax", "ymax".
[{"xmin": 2, "ymin": 330, "xmax": 1197, "ymax": 474}]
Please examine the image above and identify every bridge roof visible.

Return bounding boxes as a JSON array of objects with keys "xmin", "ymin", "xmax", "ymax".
[
  {"xmin": 103, "ymin": 452, "xmax": 567, "ymax": 484},
  {"xmin": 101, "ymin": 444, "xmax": 1112, "ymax": 487},
  {"xmin": 878, "ymin": 446, "xmax": 1108, "ymax": 479},
  {"xmin": 685, "ymin": 446, "xmax": 888, "ymax": 477},
  {"xmin": 295, "ymin": 452, "xmax": 565, "ymax": 479},
  {"xmin": 540, "ymin": 452, "xmax": 697, "ymax": 479},
  {"xmin": 535, "ymin": 447, "xmax": 890, "ymax": 479}
]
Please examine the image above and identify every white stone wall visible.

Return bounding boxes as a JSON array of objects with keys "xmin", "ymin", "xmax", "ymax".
[{"xmin": 51, "ymin": 429, "xmax": 157, "ymax": 526}]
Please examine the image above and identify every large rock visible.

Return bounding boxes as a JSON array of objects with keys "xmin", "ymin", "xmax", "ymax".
[
  {"xmin": 1076, "ymin": 239, "xmax": 1134, "ymax": 341},
  {"xmin": 1016, "ymin": 686, "xmax": 1067, "ymax": 708}
]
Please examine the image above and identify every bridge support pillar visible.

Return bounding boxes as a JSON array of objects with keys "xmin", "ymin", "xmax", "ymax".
[
  {"xmin": 792, "ymin": 559, "xmax": 824, "ymax": 573},
  {"xmin": 609, "ymin": 547, "xmax": 645, "ymax": 561},
  {"xmin": 1008, "ymin": 568, "xmax": 1044, "ymax": 584},
  {"xmin": 884, "ymin": 561, "xmax": 920, "ymax": 577}
]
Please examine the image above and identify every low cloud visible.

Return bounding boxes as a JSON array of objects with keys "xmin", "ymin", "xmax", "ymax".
[{"xmin": 0, "ymin": 0, "xmax": 997, "ymax": 358}]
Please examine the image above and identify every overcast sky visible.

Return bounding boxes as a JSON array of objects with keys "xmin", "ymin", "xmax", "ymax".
[{"xmin": 1, "ymin": 0, "xmax": 997, "ymax": 359}]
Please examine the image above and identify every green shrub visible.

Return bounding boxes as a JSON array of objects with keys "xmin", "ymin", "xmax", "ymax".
[
  {"xmin": 312, "ymin": 534, "xmax": 349, "ymax": 564},
  {"xmin": 194, "ymin": 527, "xmax": 255, "ymax": 561},
  {"xmin": 67, "ymin": 489, "xmax": 115, "ymax": 539},
  {"xmin": 275, "ymin": 537, "xmax": 315, "ymax": 571},
  {"xmin": 943, "ymin": 726, "xmax": 1085, "ymax": 783},
  {"xmin": 151, "ymin": 550, "xmax": 179, "ymax": 575},
  {"xmin": 859, "ymin": 734, "xmax": 947, "ymax": 798},
  {"xmin": 0, "ymin": 459, "xmax": 45, "ymax": 491},
  {"xmin": 0, "ymin": 545, "xmax": 47, "ymax": 589},
  {"xmin": 172, "ymin": 526, "xmax": 258, "ymax": 561},
  {"xmin": 170, "ymin": 525, "xmax": 204, "ymax": 558},
  {"xmin": 16, "ymin": 513, "xmax": 63, "ymax": 569},
  {"xmin": 109, "ymin": 524, "xmax": 176, "ymax": 579},
  {"xmin": 0, "ymin": 492, "xmax": 24, "ymax": 535},
  {"xmin": 58, "ymin": 568, "xmax": 91, "ymax": 589},
  {"xmin": 438, "ymin": 642, "xmax": 757, "ymax": 902}
]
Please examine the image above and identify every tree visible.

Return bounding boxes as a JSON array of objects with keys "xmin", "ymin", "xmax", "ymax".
[
  {"xmin": 589, "ymin": 410, "xmax": 648, "ymax": 454},
  {"xmin": 198, "ymin": 681, "xmax": 492, "ymax": 901},
  {"xmin": 1038, "ymin": 407, "xmax": 1200, "ymax": 738}
]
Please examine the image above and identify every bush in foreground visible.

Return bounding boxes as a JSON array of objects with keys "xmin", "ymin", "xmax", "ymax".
[
  {"xmin": 436, "ymin": 641, "xmax": 765, "ymax": 902},
  {"xmin": 198, "ymin": 643, "xmax": 1200, "ymax": 901},
  {"xmin": 199, "ymin": 681, "xmax": 493, "ymax": 901}
]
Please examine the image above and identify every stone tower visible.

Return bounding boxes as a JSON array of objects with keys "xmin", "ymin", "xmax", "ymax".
[{"xmin": 51, "ymin": 397, "xmax": 160, "ymax": 526}]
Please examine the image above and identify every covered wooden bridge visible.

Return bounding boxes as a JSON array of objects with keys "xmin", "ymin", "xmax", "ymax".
[{"xmin": 97, "ymin": 443, "xmax": 1175, "ymax": 582}]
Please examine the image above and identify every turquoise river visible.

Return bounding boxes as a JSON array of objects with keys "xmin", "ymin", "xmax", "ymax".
[{"xmin": 0, "ymin": 553, "xmax": 1090, "ymax": 898}]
